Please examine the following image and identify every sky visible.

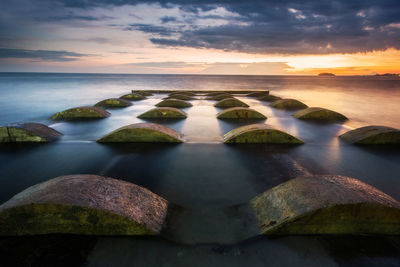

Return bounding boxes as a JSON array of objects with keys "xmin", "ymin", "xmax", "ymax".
[{"xmin": 0, "ymin": 0, "xmax": 400, "ymax": 75}]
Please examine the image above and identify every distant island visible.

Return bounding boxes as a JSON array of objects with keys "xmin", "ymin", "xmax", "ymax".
[
  {"xmin": 375, "ymin": 73, "xmax": 399, "ymax": 77},
  {"xmin": 318, "ymin": 73, "xmax": 336, "ymax": 77}
]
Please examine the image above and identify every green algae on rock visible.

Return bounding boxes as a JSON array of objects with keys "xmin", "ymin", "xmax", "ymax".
[
  {"xmin": 0, "ymin": 175, "xmax": 169, "ymax": 236},
  {"xmin": 271, "ymin": 99, "xmax": 308, "ymax": 110},
  {"xmin": 0, "ymin": 123, "xmax": 62, "ymax": 142},
  {"xmin": 156, "ymin": 99, "xmax": 193, "ymax": 108},
  {"xmin": 163, "ymin": 94, "xmax": 195, "ymax": 101},
  {"xmin": 217, "ymin": 107, "xmax": 266, "ymax": 120},
  {"xmin": 120, "ymin": 93, "xmax": 146, "ymax": 101},
  {"xmin": 223, "ymin": 124, "xmax": 303, "ymax": 144},
  {"xmin": 258, "ymin": 95, "xmax": 282, "ymax": 102},
  {"xmin": 132, "ymin": 90, "xmax": 153, "ymax": 96},
  {"xmin": 97, "ymin": 123, "xmax": 184, "ymax": 143},
  {"xmin": 50, "ymin": 106, "xmax": 110, "ymax": 120},
  {"xmin": 169, "ymin": 91, "xmax": 196, "ymax": 97},
  {"xmin": 206, "ymin": 93, "xmax": 233, "ymax": 101},
  {"xmin": 214, "ymin": 98, "xmax": 249, "ymax": 108},
  {"xmin": 138, "ymin": 107, "xmax": 187, "ymax": 119},
  {"xmin": 293, "ymin": 107, "xmax": 348, "ymax": 122},
  {"xmin": 250, "ymin": 175, "xmax": 400, "ymax": 235},
  {"xmin": 94, "ymin": 98, "xmax": 132, "ymax": 108},
  {"xmin": 247, "ymin": 91, "xmax": 270, "ymax": 97},
  {"xmin": 340, "ymin": 126, "xmax": 400, "ymax": 145}
]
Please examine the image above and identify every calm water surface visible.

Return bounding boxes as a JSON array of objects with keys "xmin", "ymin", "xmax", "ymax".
[{"xmin": 0, "ymin": 73, "xmax": 400, "ymax": 266}]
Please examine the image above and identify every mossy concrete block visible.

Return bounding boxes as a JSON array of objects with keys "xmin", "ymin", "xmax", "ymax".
[
  {"xmin": 0, "ymin": 175, "xmax": 169, "ymax": 236},
  {"xmin": 340, "ymin": 126, "xmax": 400, "ymax": 145},
  {"xmin": 214, "ymin": 98, "xmax": 249, "ymax": 108},
  {"xmin": 156, "ymin": 99, "xmax": 193, "ymax": 108},
  {"xmin": 0, "ymin": 123, "xmax": 62, "ymax": 142},
  {"xmin": 120, "ymin": 93, "xmax": 146, "ymax": 101},
  {"xmin": 132, "ymin": 90, "xmax": 153, "ymax": 96},
  {"xmin": 50, "ymin": 106, "xmax": 110, "ymax": 120},
  {"xmin": 258, "ymin": 95, "xmax": 282, "ymax": 102},
  {"xmin": 138, "ymin": 107, "xmax": 187, "ymax": 119},
  {"xmin": 206, "ymin": 92, "xmax": 227, "ymax": 96},
  {"xmin": 223, "ymin": 124, "xmax": 303, "ymax": 144},
  {"xmin": 217, "ymin": 107, "xmax": 266, "ymax": 119},
  {"xmin": 207, "ymin": 93, "xmax": 233, "ymax": 101},
  {"xmin": 250, "ymin": 175, "xmax": 400, "ymax": 235},
  {"xmin": 271, "ymin": 99, "xmax": 308, "ymax": 110},
  {"xmin": 169, "ymin": 91, "xmax": 196, "ymax": 97},
  {"xmin": 293, "ymin": 107, "xmax": 347, "ymax": 122},
  {"xmin": 94, "ymin": 98, "xmax": 132, "ymax": 108},
  {"xmin": 247, "ymin": 91, "xmax": 270, "ymax": 97},
  {"xmin": 97, "ymin": 123, "xmax": 184, "ymax": 143},
  {"xmin": 163, "ymin": 94, "xmax": 194, "ymax": 101}
]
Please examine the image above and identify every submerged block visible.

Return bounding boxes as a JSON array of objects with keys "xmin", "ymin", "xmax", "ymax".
[
  {"xmin": 214, "ymin": 98, "xmax": 249, "ymax": 108},
  {"xmin": 293, "ymin": 107, "xmax": 347, "ymax": 122},
  {"xmin": 340, "ymin": 126, "xmax": 400, "ymax": 145},
  {"xmin": 138, "ymin": 107, "xmax": 187, "ymax": 119},
  {"xmin": 156, "ymin": 99, "xmax": 193, "ymax": 108},
  {"xmin": 169, "ymin": 91, "xmax": 196, "ymax": 97},
  {"xmin": 50, "ymin": 106, "xmax": 110, "ymax": 120},
  {"xmin": 164, "ymin": 94, "xmax": 194, "ymax": 101},
  {"xmin": 0, "ymin": 123, "xmax": 62, "ymax": 142},
  {"xmin": 258, "ymin": 95, "xmax": 282, "ymax": 102},
  {"xmin": 94, "ymin": 98, "xmax": 132, "ymax": 108},
  {"xmin": 132, "ymin": 90, "xmax": 153, "ymax": 96},
  {"xmin": 250, "ymin": 175, "xmax": 400, "ymax": 235},
  {"xmin": 271, "ymin": 99, "xmax": 308, "ymax": 110},
  {"xmin": 247, "ymin": 91, "xmax": 270, "ymax": 97},
  {"xmin": 97, "ymin": 123, "xmax": 183, "ymax": 143},
  {"xmin": 120, "ymin": 93, "xmax": 146, "ymax": 101},
  {"xmin": 206, "ymin": 92, "xmax": 227, "ymax": 96},
  {"xmin": 0, "ymin": 175, "xmax": 168, "ymax": 236},
  {"xmin": 223, "ymin": 124, "xmax": 303, "ymax": 144},
  {"xmin": 207, "ymin": 93, "xmax": 233, "ymax": 101},
  {"xmin": 217, "ymin": 107, "xmax": 266, "ymax": 119}
]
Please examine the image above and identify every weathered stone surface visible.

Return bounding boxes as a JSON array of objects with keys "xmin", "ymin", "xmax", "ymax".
[
  {"xmin": 0, "ymin": 175, "xmax": 168, "ymax": 236},
  {"xmin": 169, "ymin": 91, "xmax": 196, "ymax": 97},
  {"xmin": 94, "ymin": 98, "xmax": 132, "ymax": 108},
  {"xmin": 120, "ymin": 93, "xmax": 146, "ymax": 101},
  {"xmin": 223, "ymin": 124, "xmax": 303, "ymax": 144},
  {"xmin": 207, "ymin": 93, "xmax": 233, "ymax": 101},
  {"xmin": 138, "ymin": 107, "xmax": 187, "ymax": 119},
  {"xmin": 0, "ymin": 123, "xmax": 62, "ymax": 142},
  {"xmin": 217, "ymin": 107, "xmax": 266, "ymax": 119},
  {"xmin": 340, "ymin": 126, "xmax": 400, "ymax": 145},
  {"xmin": 206, "ymin": 92, "xmax": 226, "ymax": 96},
  {"xmin": 214, "ymin": 98, "xmax": 250, "ymax": 108},
  {"xmin": 293, "ymin": 107, "xmax": 347, "ymax": 122},
  {"xmin": 271, "ymin": 99, "xmax": 308, "ymax": 110},
  {"xmin": 50, "ymin": 106, "xmax": 110, "ymax": 120},
  {"xmin": 132, "ymin": 90, "xmax": 153, "ymax": 96},
  {"xmin": 163, "ymin": 94, "xmax": 194, "ymax": 101},
  {"xmin": 247, "ymin": 91, "xmax": 270, "ymax": 97},
  {"xmin": 250, "ymin": 175, "xmax": 400, "ymax": 235},
  {"xmin": 97, "ymin": 123, "xmax": 184, "ymax": 143},
  {"xmin": 156, "ymin": 99, "xmax": 193, "ymax": 108},
  {"xmin": 258, "ymin": 95, "xmax": 282, "ymax": 102}
]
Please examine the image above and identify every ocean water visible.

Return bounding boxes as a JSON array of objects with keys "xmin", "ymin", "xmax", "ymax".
[{"xmin": 0, "ymin": 72, "xmax": 400, "ymax": 266}]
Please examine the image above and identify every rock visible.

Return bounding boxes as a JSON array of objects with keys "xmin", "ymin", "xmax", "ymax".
[
  {"xmin": 206, "ymin": 92, "xmax": 226, "ymax": 96},
  {"xmin": 258, "ymin": 95, "xmax": 282, "ymax": 102},
  {"xmin": 217, "ymin": 107, "xmax": 266, "ymax": 119},
  {"xmin": 132, "ymin": 90, "xmax": 153, "ymax": 96},
  {"xmin": 138, "ymin": 107, "xmax": 187, "ymax": 119},
  {"xmin": 50, "ymin": 106, "xmax": 110, "ymax": 120},
  {"xmin": 163, "ymin": 94, "xmax": 194, "ymax": 101},
  {"xmin": 120, "ymin": 93, "xmax": 146, "ymax": 101},
  {"xmin": 94, "ymin": 98, "xmax": 132, "ymax": 108},
  {"xmin": 0, "ymin": 123, "xmax": 62, "ymax": 142},
  {"xmin": 223, "ymin": 124, "xmax": 303, "ymax": 144},
  {"xmin": 340, "ymin": 126, "xmax": 400, "ymax": 145},
  {"xmin": 0, "ymin": 175, "xmax": 168, "ymax": 236},
  {"xmin": 156, "ymin": 99, "xmax": 193, "ymax": 108},
  {"xmin": 97, "ymin": 123, "xmax": 184, "ymax": 143},
  {"xmin": 271, "ymin": 99, "xmax": 308, "ymax": 110},
  {"xmin": 169, "ymin": 91, "xmax": 196, "ymax": 97},
  {"xmin": 247, "ymin": 91, "xmax": 270, "ymax": 97},
  {"xmin": 293, "ymin": 107, "xmax": 347, "ymax": 122},
  {"xmin": 206, "ymin": 93, "xmax": 233, "ymax": 101},
  {"xmin": 214, "ymin": 98, "xmax": 249, "ymax": 108},
  {"xmin": 250, "ymin": 175, "xmax": 400, "ymax": 235}
]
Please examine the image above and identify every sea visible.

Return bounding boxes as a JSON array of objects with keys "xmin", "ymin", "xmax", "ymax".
[{"xmin": 0, "ymin": 72, "xmax": 400, "ymax": 266}]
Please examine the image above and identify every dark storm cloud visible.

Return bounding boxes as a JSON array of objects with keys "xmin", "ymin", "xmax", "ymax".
[
  {"xmin": 0, "ymin": 48, "xmax": 90, "ymax": 61},
  {"xmin": 124, "ymin": 24, "xmax": 176, "ymax": 36}
]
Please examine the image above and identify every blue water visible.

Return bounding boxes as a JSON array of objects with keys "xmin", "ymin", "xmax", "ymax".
[{"xmin": 0, "ymin": 72, "xmax": 400, "ymax": 266}]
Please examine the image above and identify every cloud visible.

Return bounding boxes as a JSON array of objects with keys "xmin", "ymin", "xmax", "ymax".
[{"xmin": 0, "ymin": 48, "xmax": 90, "ymax": 62}]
